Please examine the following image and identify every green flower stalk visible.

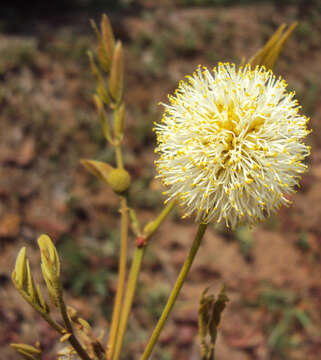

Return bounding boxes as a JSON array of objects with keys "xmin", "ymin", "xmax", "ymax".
[
  {"xmin": 112, "ymin": 200, "xmax": 176, "ymax": 360},
  {"xmin": 141, "ymin": 223, "xmax": 208, "ymax": 360}
]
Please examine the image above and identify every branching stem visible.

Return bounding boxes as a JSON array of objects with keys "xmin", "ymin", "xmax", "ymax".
[
  {"xmin": 112, "ymin": 246, "xmax": 144, "ymax": 360},
  {"xmin": 107, "ymin": 196, "xmax": 129, "ymax": 359},
  {"xmin": 58, "ymin": 292, "xmax": 92, "ymax": 360},
  {"xmin": 112, "ymin": 201, "xmax": 176, "ymax": 360},
  {"xmin": 115, "ymin": 143, "xmax": 123, "ymax": 169}
]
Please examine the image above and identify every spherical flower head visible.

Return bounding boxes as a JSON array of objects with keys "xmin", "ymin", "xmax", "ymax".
[{"xmin": 154, "ymin": 63, "xmax": 311, "ymax": 228}]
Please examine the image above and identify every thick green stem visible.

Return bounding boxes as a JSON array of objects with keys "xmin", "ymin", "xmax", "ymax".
[
  {"xmin": 143, "ymin": 200, "xmax": 175, "ymax": 240},
  {"xmin": 128, "ymin": 206, "xmax": 141, "ymax": 236},
  {"xmin": 112, "ymin": 246, "xmax": 145, "ymax": 360},
  {"xmin": 112, "ymin": 201, "xmax": 176, "ymax": 360},
  {"xmin": 141, "ymin": 223, "xmax": 208, "ymax": 360},
  {"xmin": 58, "ymin": 292, "xmax": 92, "ymax": 360},
  {"xmin": 15, "ymin": 287, "xmax": 64, "ymax": 334},
  {"xmin": 115, "ymin": 144, "xmax": 123, "ymax": 169},
  {"xmin": 15, "ymin": 277, "xmax": 90, "ymax": 360},
  {"xmin": 106, "ymin": 196, "xmax": 129, "ymax": 359}
]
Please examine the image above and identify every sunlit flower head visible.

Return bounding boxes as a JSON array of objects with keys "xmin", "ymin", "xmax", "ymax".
[{"xmin": 154, "ymin": 63, "xmax": 311, "ymax": 228}]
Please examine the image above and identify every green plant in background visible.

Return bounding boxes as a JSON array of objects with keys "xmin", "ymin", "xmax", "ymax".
[
  {"xmin": 0, "ymin": 36, "xmax": 37, "ymax": 75},
  {"xmin": 235, "ymin": 225, "xmax": 254, "ymax": 261},
  {"xmin": 10, "ymin": 15, "xmax": 310, "ymax": 360},
  {"xmin": 58, "ymin": 236, "xmax": 113, "ymax": 297},
  {"xmin": 250, "ymin": 285, "xmax": 311, "ymax": 358}
]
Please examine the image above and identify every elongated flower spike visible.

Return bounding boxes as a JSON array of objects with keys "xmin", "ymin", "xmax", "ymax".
[
  {"xmin": 12, "ymin": 247, "xmax": 28, "ymax": 291},
  {"xmin": 249, "ymin": 23, "xmax": 297, "ymax": 69},
  {"xmin": 93, "ymin": 94, "xmax": 112, "ymax": 143},
  {"xmin": 154, "ymin": 63, "xmax": 311, "ymax": 228},
  {"xmin": 109, "ymin": 41, "xmax": 124, "ymax": 105},
  {"xmin": 101, "ymin": 14, "xmax": 115, "ymax": 57},
  {"xmin": 38, "ymin": 234, "xmax": 61, "ymax": 306},
  {"xmin": 38, "ymin": 234, "xmax": 60, "ymax": 278},
  {"xmin": 25, "ymin": 258, "xmax": 38, "ymax": 303},
  {"xmin": 88, "ymin": 51, "xmax": 111, "ymax": 105},
  {"xmin": 12, "ymin": 247, "xmax": 50, "ymax": 314},
  {"xmin": 90, "ymin": 14, "xmax": 115, "ymax": 73}
]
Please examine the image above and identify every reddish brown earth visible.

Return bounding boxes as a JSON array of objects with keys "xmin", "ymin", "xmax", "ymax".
[{"xmin": 0, "ymin": 2, "xmax": 321, "ymax": 359}]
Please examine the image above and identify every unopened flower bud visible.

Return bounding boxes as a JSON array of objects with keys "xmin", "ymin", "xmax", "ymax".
[
  {"xmin": 10, "ymin": 343, "xmax": 41, "ymax": 360},
  {"xmin": 107, "ymin": 168, "xmax": 131, "ymax": 193},
  {"xmin": 38, "ymin": 234, "xmax": 61, "ymax": 306},
  {"xmin": 249, "ymin": 22, "xmax": 297, "ymax": 69},
  {"xmin": 109, "ymin": 41, "xmax": 124, "ymax": 104}
]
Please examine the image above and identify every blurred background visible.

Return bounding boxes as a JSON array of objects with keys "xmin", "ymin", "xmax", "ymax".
[{"xmin": 0, "ymin": 0, "xmax": 321, "ymax": 359}]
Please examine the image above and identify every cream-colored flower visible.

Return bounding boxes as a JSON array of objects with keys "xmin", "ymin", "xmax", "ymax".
[{"xmin": 154, "ymin": 63, "xmax": 311, "ymax": 228}]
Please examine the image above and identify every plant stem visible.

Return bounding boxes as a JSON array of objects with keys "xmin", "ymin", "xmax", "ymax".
[
  {"xmin": 140, "ymin": 223, "xmax": 208, "ymax": 360},
  {"xmin": 112, "ymin": 246, "xmax": 145, "ymax": 360},
  {"xmin": 58, "ymin": 293, "xmax": 92, "ymax": 360},
  {"xmin": 143, "ymin": 200, "xmax": 176, "ymax": 240},
  {"xmin": 128, "ymin": 205, "xmax": 141, "ymax": 236},
  {"xmin": 68, "ymin": 335, "xmax": 92, "ymax": 360},
  {"xmin": 112, "ymin": 201, "xmax": 176, "ymax": 360},
  {"xmin": 106, "ymin": 196, "xmax": 129, "ymax": 360},
  {"xmin": 13, "ymin": 260, "xmax": 91, "ymax": 360},
  {"xmin": 15, "ymin": 287, "xmax": 64, "ymax": 334},
  {"xmin": 115, "ymin": 143, "xmax": 123, "ymax": 169}
]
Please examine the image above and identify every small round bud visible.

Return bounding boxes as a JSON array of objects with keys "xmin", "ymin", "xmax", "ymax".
[{"xmin": 107, "ymin": 168, "xmax": 131, "ymax": 193}]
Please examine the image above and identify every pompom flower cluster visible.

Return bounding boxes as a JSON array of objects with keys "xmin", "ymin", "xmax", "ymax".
[{"xmin": 154, "ymin": 63, "xmax": 311, "ymax": 228}]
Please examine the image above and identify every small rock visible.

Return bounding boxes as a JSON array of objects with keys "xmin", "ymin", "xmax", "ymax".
[{"xmin": 17, "ymin": 138, "xmax": 35, "ymax": 167}]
